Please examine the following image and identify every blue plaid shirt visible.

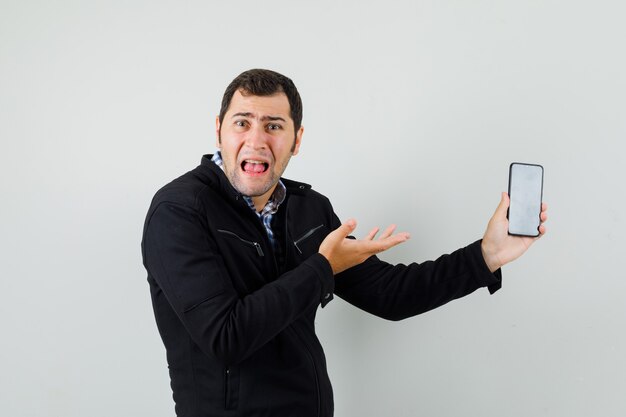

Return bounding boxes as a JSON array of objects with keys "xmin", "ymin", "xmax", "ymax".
[{"xmin": 211, "ymin": 151, "xmax": 286, "ymax": 250}]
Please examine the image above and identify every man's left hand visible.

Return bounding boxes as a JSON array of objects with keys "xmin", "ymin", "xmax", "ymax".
[{"xmin": 481, "ymin": 192, "xmax": 548, "ymax": 273}]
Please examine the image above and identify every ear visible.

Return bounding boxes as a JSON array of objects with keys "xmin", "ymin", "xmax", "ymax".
[
  {"xmin": 292, "ymin": 126, "xmax": 304, "ymax": 156},
  {"xmin": 215, "ymin": 116, "xmax": 221, "ymax": 148}
]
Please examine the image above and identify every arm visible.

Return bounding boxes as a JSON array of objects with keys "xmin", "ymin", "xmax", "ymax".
[
  {"xmin": 320, "ymin": 193, "xmax": 548, "ymax": 321},
  {"xmin": 333, "ymin": 240, "xmax": 501, "ymax": 321},
  {"xmin": 142, "ymin": 202, "xmax": 334, "ymax": 365},
  {"xmin": 317, "ymin": 215, "xmax": 496, "ymax": 320}
]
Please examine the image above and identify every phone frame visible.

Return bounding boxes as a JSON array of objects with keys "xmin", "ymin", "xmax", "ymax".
[{"xmin": 507, "ymin": 162, "xmax": 544, "ymax": 237}]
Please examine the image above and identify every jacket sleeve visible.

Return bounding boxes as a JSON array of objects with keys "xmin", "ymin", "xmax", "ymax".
[
  {"xmin": 332, "ymin": 215, "xmax": 502, "ymax": 321},
  {"xmin": 142, "ymin": 201, "xmax": 334, "ymax": 365}
]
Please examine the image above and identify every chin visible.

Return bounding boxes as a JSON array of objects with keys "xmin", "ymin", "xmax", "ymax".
[{"xmin": 234, "ymin": 179, "xmax": 274, "ymax": 198}]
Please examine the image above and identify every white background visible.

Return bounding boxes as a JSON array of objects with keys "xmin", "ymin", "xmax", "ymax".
[{"xmin": 1, "ymin": 1, "xmax": 625, "ymax": 416}]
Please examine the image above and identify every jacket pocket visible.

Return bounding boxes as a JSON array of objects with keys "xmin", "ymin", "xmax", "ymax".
[
  {"xmin": 217, "ymin": 229, "xmax": 265, "ymax": 256},
  {"xmin": 224, "ymin": 366, "xmax": 240, "ymax": 410},
  {"xmin": 293, "ymin": 224, "xmax": 325, "ymax": 255}
]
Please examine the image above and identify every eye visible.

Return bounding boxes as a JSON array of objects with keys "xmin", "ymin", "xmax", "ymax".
[
  {"xmin": 234, "ymin": 120, "xmax": 247, "ymax": 127},
  {"xmin": 267, "ymin": 123, "xmax": 282, "ymax": 131}
]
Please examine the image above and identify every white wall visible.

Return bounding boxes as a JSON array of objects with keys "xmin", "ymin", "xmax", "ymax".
[{"xmin": 1, "ymin": 1, "xmax": 625, "ymax": 416}]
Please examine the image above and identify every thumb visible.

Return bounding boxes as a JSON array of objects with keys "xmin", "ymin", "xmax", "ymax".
[
  {"xmin": 319, "ymin": 219, "xmax": 357, "ymax": 257},
  {"xmin": 336, "ymin": 218, "xmax": 357, "ymax": 238},
  {"xmin": 494, "ymin": 192, "xmax": 509, "ymax": 218}
]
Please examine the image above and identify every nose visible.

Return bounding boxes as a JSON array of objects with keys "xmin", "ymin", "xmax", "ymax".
[{"xmin": 244, "ymin": 124, "xmax": 268, "ymax": 150}]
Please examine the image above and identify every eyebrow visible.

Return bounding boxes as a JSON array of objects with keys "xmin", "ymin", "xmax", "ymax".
[{"xmin": 231, "ymin": 112, "xmax": 286, "ymax": 122}]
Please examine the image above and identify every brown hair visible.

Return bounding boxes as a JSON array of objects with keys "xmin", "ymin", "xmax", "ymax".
[{"xmin": 219, "ymin": 69, "xmax": 303, "ymax": 134}]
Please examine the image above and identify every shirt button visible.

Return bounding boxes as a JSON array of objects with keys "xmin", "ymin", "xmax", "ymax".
[{"xmin": 324, "ymin": 293, "xmax": 331, "ymax": 299}]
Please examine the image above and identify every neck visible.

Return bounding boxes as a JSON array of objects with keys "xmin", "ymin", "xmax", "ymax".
[{"xmin": 250, "ymin": 185, "xmax": 276, "ymax": 212}]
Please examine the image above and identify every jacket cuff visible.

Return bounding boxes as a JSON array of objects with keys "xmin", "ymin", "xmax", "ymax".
[
  {"xmin": 304, "ymin": 253, "xmax": 335, "ymax": 307},
  {"xmin": 469, "ymin": 239, "xmax": 502, "ymax": 294}
]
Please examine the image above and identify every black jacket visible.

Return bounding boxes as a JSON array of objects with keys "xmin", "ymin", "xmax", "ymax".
[{"xmin": 141, "ymin": 155, "xmax": 501, "ymax": 417}]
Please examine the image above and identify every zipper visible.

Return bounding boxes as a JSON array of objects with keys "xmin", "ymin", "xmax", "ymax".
[
  {"xmin": 224, "ymin": 366, "xmax": 239, "ymax": 410},
  {"xmin": 217, "ymin": 229, "xmax": 264, "ymax": 257},
  {"xmin": 293, "ymin": 224, "xmax": 325, "ymax": 255},
  {"xmin": 224, "ymin": 368, "xmax": 231, "ymax": 409},
  {"xmin": 288, "ymin": 326, "xmax": 321, "ymax": 417}
]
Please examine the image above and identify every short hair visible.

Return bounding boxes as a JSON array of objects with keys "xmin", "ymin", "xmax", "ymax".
[{"xmin": 219, "ymin": 69, "xmax": 303, "ymax": 133}]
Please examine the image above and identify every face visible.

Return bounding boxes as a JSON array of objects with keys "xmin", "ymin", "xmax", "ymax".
[{"xmin": 216, "ymin": 90, "xmax": 303, "ymax": 201}]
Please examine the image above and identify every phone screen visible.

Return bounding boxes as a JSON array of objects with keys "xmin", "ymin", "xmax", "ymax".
[{"xmin": 508, "ymin": 163, "xmax": 544, "ymax": 237}]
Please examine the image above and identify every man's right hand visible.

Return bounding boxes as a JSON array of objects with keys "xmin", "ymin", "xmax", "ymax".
[{"xmin": 319, "ymin": 219, "xmax": 410, "ymax": 275}]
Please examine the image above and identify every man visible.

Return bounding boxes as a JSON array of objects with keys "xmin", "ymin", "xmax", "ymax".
[{"xmin": 141, "ymin": 69, "xmax": 547, "ymax": 417}]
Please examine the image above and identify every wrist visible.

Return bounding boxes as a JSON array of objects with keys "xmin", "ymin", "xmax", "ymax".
[{"xmin": 481, "ymin": 240, "xmax": 502, "ymax": 273}]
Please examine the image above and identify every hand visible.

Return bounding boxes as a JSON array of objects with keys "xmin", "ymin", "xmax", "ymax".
[
  {"xmin": 481, "ymin": 192, "xmax": 548, "ymax": 272},
  {"xmin": 319, "ymin": 219, "xmax": 410, "ymax": 275}
]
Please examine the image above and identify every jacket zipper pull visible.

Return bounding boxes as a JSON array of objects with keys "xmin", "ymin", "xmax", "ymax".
[
  {"xmin": 253, "ymin": 242, "xmax": 264, "ymax": 257},
  {"xmin": 293, "ymin": 224, "xmax": 324, "ymax": 256}
]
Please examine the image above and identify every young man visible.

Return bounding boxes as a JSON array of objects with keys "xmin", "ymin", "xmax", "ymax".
[{"xmin": 141, "ymin": 69, "xmax": 547, "ymax": 417}]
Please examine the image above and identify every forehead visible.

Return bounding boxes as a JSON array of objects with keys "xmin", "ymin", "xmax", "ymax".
[{"xmin": 226, "ymin": 90, "xmax": 292, "ymax": 119}]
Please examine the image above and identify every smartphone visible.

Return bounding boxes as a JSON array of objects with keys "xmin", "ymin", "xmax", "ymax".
[{"xmin": 508, "ymin": 163, "xmax": 544, "ymax": 237}]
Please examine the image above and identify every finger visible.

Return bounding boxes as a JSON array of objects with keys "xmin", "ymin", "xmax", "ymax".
[
  {"xmin": 541, "ymin": 202, "xmax": 548, "ymax": 211},
  {"xmin": 380, "ymin": 233, "xmax": 410, "ymax": 251},
  {"xmin": 540, "ymin": 211, "xmax": 548, "ymax": 222},
  {"xmin": 366, "ymin": 232, "xmax": 410, "ymax": 254},
  {"xmin": 365, "ymin": 227, "xmax": 380, "ymax": 241},
  {"xmin": 378, "ymin": 224, "xmax": 397, "ymax": 240},
  {"xmin": 537, "ymin": 224, "xmax": 546, "ymax": 237}
]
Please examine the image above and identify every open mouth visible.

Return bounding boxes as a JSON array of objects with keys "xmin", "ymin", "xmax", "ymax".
[{"xmin": 241, "ymin": 159, "xmax": 269, "ymax": 174}]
